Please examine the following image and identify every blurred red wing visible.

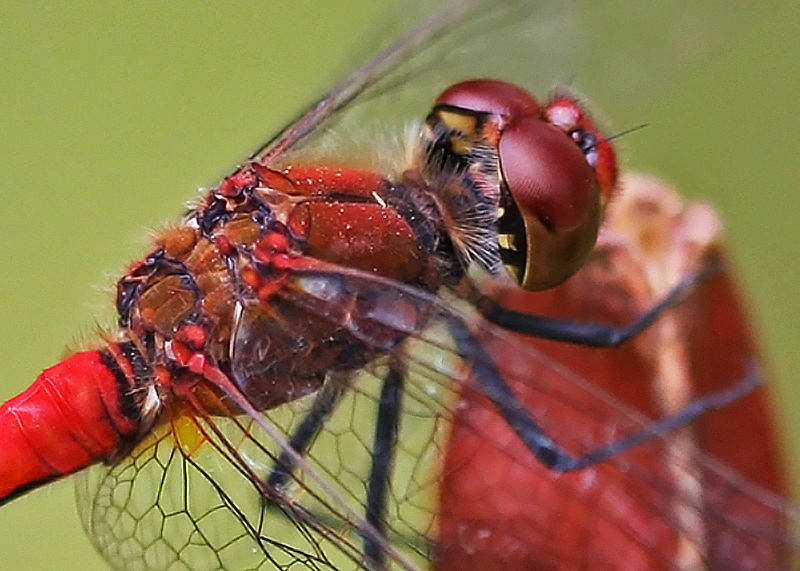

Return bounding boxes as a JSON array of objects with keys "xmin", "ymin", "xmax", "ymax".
[
  {"xmin": 436, "ymin": 174, "xmax": 794, "ymax": 569},
  {"xmin": 0, "ymin": 1, "xmax": 792, "ymax": 570}
]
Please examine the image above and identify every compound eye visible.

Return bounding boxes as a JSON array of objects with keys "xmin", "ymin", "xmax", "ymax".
[
  {"xmin": 435, "ymin": 79, "xmax": 541, "ymax": 127},
  {"xmin": 431, "ymin": 81, "xmax": 617, "ymax": 291},
  {"xmin": 498, "ymin": 116, "xmax": 602, "ymax": 290},
  {"xmin": 545, "ymin": 97, "xmax": 618, "ymax": 203}
]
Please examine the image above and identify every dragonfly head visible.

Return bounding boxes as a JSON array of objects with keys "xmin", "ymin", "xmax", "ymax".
[{"xmin": 432, "ymin": 79, "xmax": 618, "ymax": 290}]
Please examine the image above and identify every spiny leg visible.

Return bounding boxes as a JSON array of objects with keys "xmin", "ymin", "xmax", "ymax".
[
  {"xmin": 363, "ymin": 365, "xmax": 404, "ymax": 569},
  {"xmin": 267, "ymin": 378, "xmax": 346, "ymax": 491},
  {"xmin": 448, "ymin": 316, "xmax": 760, "ymax": 472},
  {"xmin": 480, "ymin": 266, "xmax": 713, "ymax": 347}
]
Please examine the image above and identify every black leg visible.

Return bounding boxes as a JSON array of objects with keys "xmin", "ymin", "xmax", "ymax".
[
  {"xmin": 480, "ymin": 267, "xmax": 713, "ymax": 347},
  {"xmin": 267, "ymin": 379, "xmax": 345, "ymax": 491},
  {"xmin": 449, "ymin": 317, "xmax": 760, "ymax": 472},
  {"xmin": 363, "ymin": 366, "xmax": 404, "ymax": 569}
]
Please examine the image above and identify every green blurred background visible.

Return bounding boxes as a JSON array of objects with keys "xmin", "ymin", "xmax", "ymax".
[{"xmin": 0, "ymin": 1, "xmax": 798, "ymax": 569}]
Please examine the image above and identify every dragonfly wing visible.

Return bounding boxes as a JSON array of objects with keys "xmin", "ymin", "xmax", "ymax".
[
  {"xmin": 75, "ymin": 246, "xmax": 799, "ymax": 570},
  {"xmin": 70, "ymin": 1, "xmax": 797, "ymax": 569},
  {"xmin": 251, "ymin": 0, "xmax": 578, "ymax": 169},
  {"xmin": 108, "ymin": 175, "xmax": 794, "ymax": 569}
]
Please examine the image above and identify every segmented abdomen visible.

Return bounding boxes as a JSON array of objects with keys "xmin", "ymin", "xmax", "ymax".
[{"xmin": 0, "ymin": 344, "xmax": 148, "ymax": 504}]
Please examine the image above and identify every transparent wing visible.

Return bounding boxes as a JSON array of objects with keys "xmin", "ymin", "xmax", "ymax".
[
  {"xmin": 243, "ymin": 0, "xmax": 748, "ymax": 191},
  {"xmin": 73, "ymin": 1, "xmax": 797, "ymax": 570},
  {"xmin": 77, "ymin": 178, "xmax": 799, "ymax": 570},
  {"xmin": 249, "ymin": 0, "xmax": 580, "ymax": 170}
]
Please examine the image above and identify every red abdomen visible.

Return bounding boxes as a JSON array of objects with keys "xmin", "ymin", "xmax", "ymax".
[{"xmin": 0, "ymin": 349, "xmax": 141, "ymax": 504}]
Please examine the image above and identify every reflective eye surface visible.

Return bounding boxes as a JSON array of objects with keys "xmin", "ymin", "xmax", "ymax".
[{"xmin": 433, "ymin": 79, "xmax": 617, "ymax": 290}]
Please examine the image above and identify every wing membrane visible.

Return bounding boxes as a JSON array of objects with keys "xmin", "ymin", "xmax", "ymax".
[
  {"xmin": 74, "ymin": 1, "xmax": 797, "ymax": 569},
  {"xmin": 250, "ymin": 0, "xmax": 577, "ymax": 171},
  {"xmin": 78, "ymin": 250, "xmax": 799, "ymax": 569}
]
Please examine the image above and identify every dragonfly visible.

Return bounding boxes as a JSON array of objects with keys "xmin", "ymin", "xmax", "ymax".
[{"xmin": 0, "ymin": 1, "xmax": 797, "ymax": 569}]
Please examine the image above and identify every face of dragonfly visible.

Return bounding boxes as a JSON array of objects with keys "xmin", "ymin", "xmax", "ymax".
[{"xmin": 1, "ymin": 1, "xmax": 799, "ymax": 570}]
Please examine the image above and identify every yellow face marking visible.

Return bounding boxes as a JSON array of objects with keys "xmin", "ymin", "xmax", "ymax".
[{"xmin": 437, "ymin": 109, "xmax": 479, "ymax": 135}]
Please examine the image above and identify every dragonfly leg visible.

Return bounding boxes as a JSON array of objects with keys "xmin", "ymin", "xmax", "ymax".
[
  {"xmin": 363, "ymin": 366, "xmax": 404, "ymax": 569},
  {"xmin": 480, "ymin": 265, "xmax": 716, "ymax": 346},
  {"xmin": 266, "ymin": 378, "xmax": 346, "ymax": 491},
  {"xmin": 449, "ymin": 317, "xmax": 760, "ymax": 472},
  {"xmin": 562, "ymin": 364, "xmax": 761, "ymax": 470}
]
